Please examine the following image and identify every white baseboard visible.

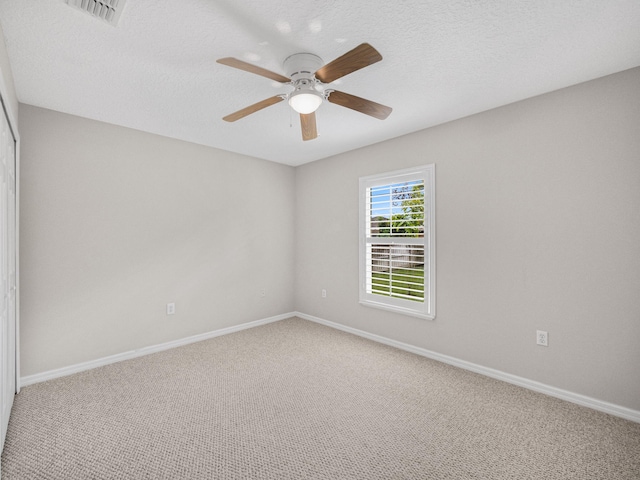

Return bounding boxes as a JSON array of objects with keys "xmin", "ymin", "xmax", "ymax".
[
  {"xmin": 20, "ymin": 311, "xmax": 640, "ymax": 424},
  {"xmin": 20, "ymin": 312, "xmax": 295, "ymax": 388},
  {"xmin": 295, "ymin": 311, "xmax": 640, "ymax": 424}
]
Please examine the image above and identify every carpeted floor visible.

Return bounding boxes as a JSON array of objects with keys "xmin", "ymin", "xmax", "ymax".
[{"xmin": 2, "ymin": 317, "xmax": 639, "ymax": 479}]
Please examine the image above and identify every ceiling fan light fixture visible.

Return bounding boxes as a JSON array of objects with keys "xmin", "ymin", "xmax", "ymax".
[{"xmin": 289, "ymin": 90, "xmax": 323, "ymax": 114}]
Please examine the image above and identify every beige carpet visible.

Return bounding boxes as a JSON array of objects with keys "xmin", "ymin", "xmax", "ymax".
[{"xmin": 2, "ymin": 317, "xmax": 639, "ymax": 479}]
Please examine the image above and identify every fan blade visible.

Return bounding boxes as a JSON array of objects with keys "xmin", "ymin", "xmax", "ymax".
[
  {"xmin": 223, "ymin": 96, "xmax": 284, "ymax": 122},
  {"xmin": 300, "ymin": 113, "xmax": 318, "ymax": 141},
  {"xmin": 217, "ymin": 57, "xmax": 290, "ymax": 83},
  {"xmin": 315, "ymin": 43, "xmax": 383, "ymax": 84},
  {"xmin": 327, "ymin": 90, "xmax": 392, "ymax": 120}
]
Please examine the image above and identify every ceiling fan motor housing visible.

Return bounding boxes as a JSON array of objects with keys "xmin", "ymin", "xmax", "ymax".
[{"xmin": 283, "ymin": 53, "xmax": 323, "ymax": 81}]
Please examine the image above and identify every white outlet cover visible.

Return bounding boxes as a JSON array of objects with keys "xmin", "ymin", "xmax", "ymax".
[{"xmin": 536, "ymin": 330, "xmax": 548, "ymax": 346}]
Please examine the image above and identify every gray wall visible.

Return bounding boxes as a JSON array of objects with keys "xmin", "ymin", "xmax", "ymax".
[
  {"xmin": 19, "ymin": 105, "xmax": 295, "ymax": 376},
  {"xmin": 295, "ymin": 67, "xmax": 640, "ymax": 411},
  {"xmin": 16, "ymin": 67, "xmax": 640, "ymax": 412}
]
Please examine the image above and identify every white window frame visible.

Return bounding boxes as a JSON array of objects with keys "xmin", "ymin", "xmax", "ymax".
[{"xmin": 359, "ymin": 165, "xmax": 435, "ymax": 320}]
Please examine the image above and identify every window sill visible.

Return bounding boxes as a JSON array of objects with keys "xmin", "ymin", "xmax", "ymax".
[{"xmin": 359, "ymin": 299, "xmax": 435, "ymax": 320}]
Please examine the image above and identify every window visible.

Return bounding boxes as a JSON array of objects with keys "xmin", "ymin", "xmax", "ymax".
[{"xmin": 359, "ymin": 165, "xmax": 435, "ymax": 319}]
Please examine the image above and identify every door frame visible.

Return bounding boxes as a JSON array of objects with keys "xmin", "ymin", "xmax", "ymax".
[{"xmin": 0, "ymin": 71, "xmax": 20, "ymax": 398}]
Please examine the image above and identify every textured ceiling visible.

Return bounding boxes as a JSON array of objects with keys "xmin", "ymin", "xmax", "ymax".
[{"xmin": 1, "ymin": 0, "xmax": 640, "ymax": 166}]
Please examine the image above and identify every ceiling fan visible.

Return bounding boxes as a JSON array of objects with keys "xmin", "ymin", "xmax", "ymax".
[{"xmin": 217, "ymin": 43, "xmax": 392, "ymax": 141}]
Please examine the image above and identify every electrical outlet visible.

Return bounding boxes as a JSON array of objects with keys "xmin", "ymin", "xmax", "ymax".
[
  {"xmin": 536, "ymin": 330, "xmax": 548, "ymax": 347},
  {"xmin": 166, "ymin": 302, "xmax": 175, "ymax": 315},
  {"xmin": 321, "ymin": 289, "xmax": 327, "ymax": 298}
]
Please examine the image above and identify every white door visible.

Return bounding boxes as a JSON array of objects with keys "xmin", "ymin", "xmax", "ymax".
[{"xmin": 0, "ymin": 102, "xmax": 17, "ymax": 450}]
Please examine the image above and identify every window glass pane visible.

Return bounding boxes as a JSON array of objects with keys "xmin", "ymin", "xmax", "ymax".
[
  {"xmin": 366, "ymin": 244, "xmax": 425, "ymax": 302},
  {"xmin": 368, "ymin": 181, "xmax": 424, "ymax": 238}
]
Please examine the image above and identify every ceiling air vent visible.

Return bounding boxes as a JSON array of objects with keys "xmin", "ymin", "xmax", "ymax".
[{"xmin": 64, "ymin": 0, "xmax": 127, "ymax": 26}]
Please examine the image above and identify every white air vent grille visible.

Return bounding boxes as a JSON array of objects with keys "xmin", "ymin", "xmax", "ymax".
[{"xmin": 64, "ymin": 0, "xmax": 127, "ymax": 26}]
